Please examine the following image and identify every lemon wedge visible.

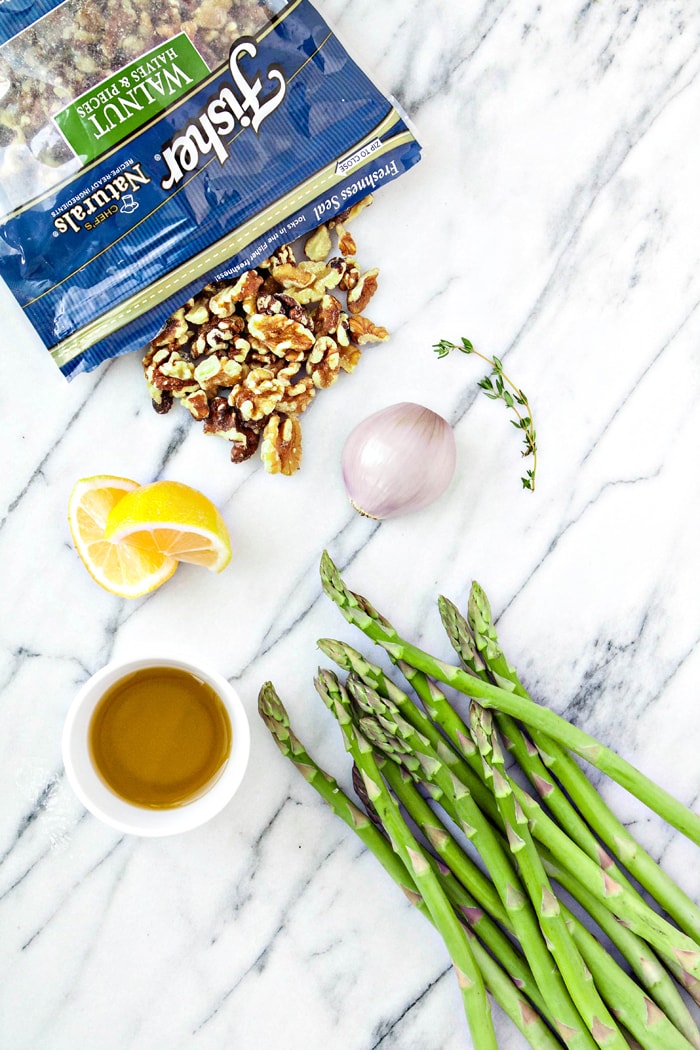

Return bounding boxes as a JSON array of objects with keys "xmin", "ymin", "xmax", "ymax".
[
  {"xmin": 68, "ymin": 476, "xmax": 179, "ymax": 598},
  {"xmin": 104, "ymin": 480, "xmax": 232, "ymax": 573}
]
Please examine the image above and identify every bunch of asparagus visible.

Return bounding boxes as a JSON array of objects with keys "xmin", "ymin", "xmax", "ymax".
[{"xmin": 258, "ymin": 552, "xmax": 700, "ymax": 1049}]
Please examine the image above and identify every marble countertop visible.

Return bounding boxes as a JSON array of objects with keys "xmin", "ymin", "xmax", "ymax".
[{"xmin": 2, "ymin": 2, "xmax": 700, "ymax": 1048}]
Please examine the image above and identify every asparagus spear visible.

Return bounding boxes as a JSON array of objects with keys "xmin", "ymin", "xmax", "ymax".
[
  {"xmin": 461, "ymin": 582, "xmax": 700, "ymax": 944},
  {"xmin": 540, "ymin": 851, "xmax": 700, "ymax": 1049},
  {"xmin": 380, "ymin": 685, "xmax": 700, "ymax": 1049},
  {"xmin": 322, "ymin": 628, "xmax": 662, "ymax": 962},
  {"xmin": 440, "ymin": 592, "xmax": 700, "ymax": 1001},
  {"xmin": 319, "ymin": 552, "xmax": 700, "ymax": 983},
  {"xmin": 312, "ymin": 672, "xmax": 499, "ymax": 1050},
  {"xmin": 258, "ymin": 682, "xmax": 416, "ymax": 894},
  {"xmin": 471, "ymin": 704, "xmax": 629, "ymax": 1049},
  {"xmin": 385, "ymin": 701, "xmax": 698, "ymax": 1050},
  {"xmin": 346, "ymin": 679, "xmax": 599, "ymax": 1050},
  {"xmin": 379, "ymin": 761, "xmax": 507, "ymax": 927},
  {"xmin": 258, "ymin": 682, "xmax": 562, "ymax": 1049},
  {"xmin": 387, "ymin": 732, "xmax": 698, "ymax": 1050},
  {"xmin": 382, "ymin": 646, "xmax": 700, "ymax": 978},
  {"xmin": 355, "ymin": 669, "xmax": 700, "ymax": 1006},
  {"xmin": 378, "ymin": 759, "xmax": 554, "ymax": 1020},
  {"xmin": 351, "ymin": 756, "xmax": 564, "ymax": 1044},
  {"xmin": 562, "ymin": 903, "xmax": 696, "ymax": 1050},
  {"xmin": 318, "ymin": 551, "xmax": 700, "ymax": 847},
  {"xmin": 378, "ymin": 696, "xmax": 699, "ymax": 1050},
  {"xmin": 459, "ymin": 586, "xmax": 700, "ymax": 1003},
  {"xmin": 484, "ymin": 708, "xmax": 700, "ymax": 1049}
]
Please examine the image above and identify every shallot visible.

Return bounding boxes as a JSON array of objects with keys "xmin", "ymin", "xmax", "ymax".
[{"xmin": 341, "ymin": 402, "xmax": 456, "ymax": 520}]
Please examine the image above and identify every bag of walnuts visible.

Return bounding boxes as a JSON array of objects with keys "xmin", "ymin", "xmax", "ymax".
[{"xmin": 0, "ymin": 0, "xmax": 420, "ymax": 380}]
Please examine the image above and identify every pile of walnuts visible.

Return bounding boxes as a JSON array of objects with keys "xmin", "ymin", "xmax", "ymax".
[{"xmin": 143, "ymin": 197, "xmax": 389, "ymax": 475}]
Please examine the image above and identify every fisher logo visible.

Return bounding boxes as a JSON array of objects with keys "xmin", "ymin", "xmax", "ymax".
[{"xmin": 158, "ymin": 38, "xmax": 286, "ymax": 192}]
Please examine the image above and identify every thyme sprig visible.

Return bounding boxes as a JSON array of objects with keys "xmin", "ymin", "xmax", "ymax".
[{"xmin": 433, "ymin": 337, "xmax": 538, "ymax": 492}]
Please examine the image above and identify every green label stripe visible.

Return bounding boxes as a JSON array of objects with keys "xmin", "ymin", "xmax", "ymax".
[
  {"xmin": 53, "ymin": 34, "xmax": 210, "ymax": 165},
  {"xmin": 50, "ymin": 115, "xmax": 411, "ymax": 369}
]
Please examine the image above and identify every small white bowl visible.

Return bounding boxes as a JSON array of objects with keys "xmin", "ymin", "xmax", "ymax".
[{"xmin": 62, "ymin": 656, "xmax": 250, "ymax": 836}]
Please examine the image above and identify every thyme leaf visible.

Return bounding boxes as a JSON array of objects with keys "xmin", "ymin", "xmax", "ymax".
[{"xmin": 433, "ymin": 337, "xmax": 538, "ymax": 492}]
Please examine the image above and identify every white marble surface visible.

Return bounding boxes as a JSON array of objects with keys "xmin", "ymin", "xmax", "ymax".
[{"xmin": 2, "ymin": 2, "xmax": 700, "ymax": 1048}]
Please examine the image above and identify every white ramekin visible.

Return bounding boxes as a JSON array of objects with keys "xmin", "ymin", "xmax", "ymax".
[{"xmin": 62, "ymin": 656, "xmax": 250, "ymax": 836}]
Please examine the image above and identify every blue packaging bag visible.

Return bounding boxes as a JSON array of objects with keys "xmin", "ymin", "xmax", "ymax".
[{"xmin": 0, "ymin": 0, "xmax": 421, "ymax": 378}]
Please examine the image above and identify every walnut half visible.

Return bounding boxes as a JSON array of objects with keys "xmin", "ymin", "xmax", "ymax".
[{"xmin": 260, "ymin": 414, "xmax": 302, "ymax": 476}]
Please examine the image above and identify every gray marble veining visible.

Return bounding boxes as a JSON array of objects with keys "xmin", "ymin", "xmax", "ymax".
[{"xmin": 2, "ymin": 1, "xmax": 700, "ymax": 1047}]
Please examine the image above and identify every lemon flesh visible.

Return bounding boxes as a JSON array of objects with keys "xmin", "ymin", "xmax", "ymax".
[{"xmin": 104, "ymin": 480, "xmax": 232, "ymax": 573}]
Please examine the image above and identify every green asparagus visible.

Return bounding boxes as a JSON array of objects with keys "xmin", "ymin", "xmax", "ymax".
[
  {"xmin": 319, "ymin": 552, "xmax": 700, "ymax": 847},
  {"xmin": 255, "ymin": 553, "xmax": 700, "ymax": 1050}
]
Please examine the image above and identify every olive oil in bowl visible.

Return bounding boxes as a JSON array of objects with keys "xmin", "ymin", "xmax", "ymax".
[{"xmin": 88, "ymin": 666, "xmax": 232, "ymax": 809}]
